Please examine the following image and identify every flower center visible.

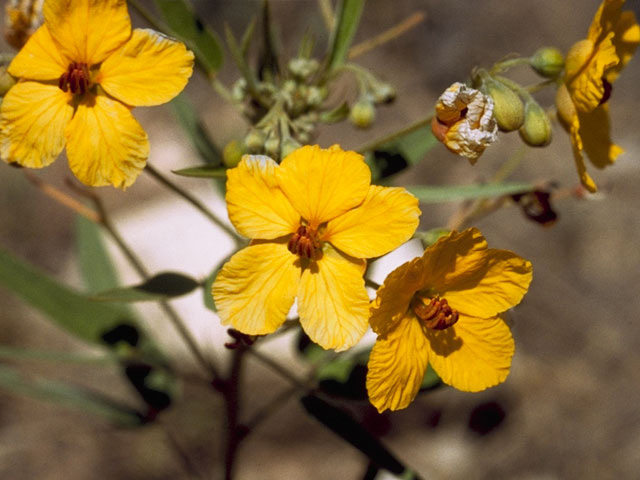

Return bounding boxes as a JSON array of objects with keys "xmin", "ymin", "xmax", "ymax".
[
  {"xmin": 410, "ymin": 294, "xmax": 459, "ymax": 330},
  {"xmin": 288, "ymin": 225, "xmax": 321, "ymax": 260},
  {"xmin": 58, "ymin": 62, "xmax": 91, "ymax": 95}
]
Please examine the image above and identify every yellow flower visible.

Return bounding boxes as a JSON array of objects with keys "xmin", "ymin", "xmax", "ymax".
[
  {"xmin": 212, "ymin": 145, "xmax": 420, "ymax": 351},
  {"xmin": 366, "ymin": 228, "xmax": 532, "ymax": 412},
  {"xmin": 431, "ymin": 82, "xmax": 497, "ymax": 164},
  {"xmin": 555, "ymin": 0, "xmax": 639, "ymax": 192},
  {"xmin": 0, "ymin": 0, "xmax": 194, "ymax": 188}
]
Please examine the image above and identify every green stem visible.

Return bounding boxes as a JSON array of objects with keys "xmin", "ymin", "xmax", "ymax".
[
  {"xmin": 145, "ymin": 163, "xmax": 243, "ymax": 247},
  {"xmin": 357, "ymin": 115, "xmax": 433, "ymax": 153},
  {"xmin": 223, "ymin": 348, "xmax": 245, "ymax": 480},
  {"xmin": 490, "ymin": 57, "xmax": 531, "ymax": 75}
]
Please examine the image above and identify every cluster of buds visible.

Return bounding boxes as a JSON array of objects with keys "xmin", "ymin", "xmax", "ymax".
[{"xmin": 433, "ymin": 47, "xmax": 564, "ymax": 162}]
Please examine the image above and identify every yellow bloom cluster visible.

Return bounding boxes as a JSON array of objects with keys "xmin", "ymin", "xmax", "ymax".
[
  {"xmin": 556, "ymin": 0, "xmax": 639, "ymax": 192},
  {"xmin": 0, "ymin": 0, "xmax": 194, "ymax": 188}
]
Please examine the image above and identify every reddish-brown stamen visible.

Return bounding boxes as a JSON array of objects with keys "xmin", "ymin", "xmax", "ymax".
[
  {"xmin": 59, "ymin": 62, "xmax": 90, "ymax": 95},
  {"xmin": 287, "ymin": 225, "xmax": 321, "ymax": 260},
  {"xmin": 599, "ymin": 78, "xmax": 612, "ymax": 106},
  {"xmin": 411, "ymin": 295, "xmax": 459, "ymax": 330}
]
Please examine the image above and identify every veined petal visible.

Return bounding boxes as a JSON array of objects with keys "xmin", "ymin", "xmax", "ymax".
[
  {"xmin": 298, "ymin": 246, "xmax": 368, "ymax": 351},
  {"xmin": 0, "ymin": 81, "xmax": 73, "ymax": 168},
  {"xmin": 212, "ymin": 242, "xmax": 299, "ymax": 335},
  {"xmin": 426, "ymin": 315, "xmax": 514, "ymax": 392},
  {"xmin": 98, "ymin": 29, "xmax": 194, "ymax": 107},
  {"xmin": 578, "ymin": 105, "xmax": 624, "ymax": 169},
  {"xmin": 369, "ymin": 256, "xmax": 426, "ymax": 337},
  {"xmin": 366, "ymin": 313, "xmax": 429, "ymax": 412},
  {"xmin": 587, "ymin": 0, "xmax": 625, "ymax": 46},
  {"xmin": 607, "ymin": 10, "xmax": 640, "ymax": 82},
  {"xmin": 568, "ymin": 33, "xmax": 619, "ymax": 112},
  {"xmin": 277, "ymin": 145, "xmax": 371, "ymax": 226},
  {"xmin": 65, "ymin": 95, "xmax": 148, "ymax": 188},
  {"xmin": 226, "ymin": 155, "xmax": 300, "ymax": 239},
  {"xmin": 8, "ymin": 25, "xmax": 67, "ymax": 80},
  {"xmin": 443, "ymin": 249, "xmax": 532, "ymax": 319},
  {"xmin": 43, "ymin": 0, "xmax": 131, "ymax": 65},
  {"xmin": 324, "ymin": 185, "xmax": 420, "ymax": 259}
]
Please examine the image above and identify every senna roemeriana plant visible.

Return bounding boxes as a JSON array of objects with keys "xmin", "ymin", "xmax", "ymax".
[{"xmin": 0, "ymin": 0, "xmax": 637, "ymax": 478}]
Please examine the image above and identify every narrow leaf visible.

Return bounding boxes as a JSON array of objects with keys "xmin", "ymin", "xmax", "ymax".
[
  {"xmin": 91, "ymin": 272, "xmax": 200, "ymax": 303},
  {"xmin": 320, "ymin": 102, "xmax": 350, "ymax": 123},
  {"xmin": 0, "ymin": 365, "xmax": 143, "ymax": 426},
  {"xmin": 76, "ymin": 216, "xmax": 119, "ymax": 294},
  {"xmin": 301, "ymin": 394, "xmax": 419, "ymax": 478},
  {"xmin": 154, "ymin": 0, "xmax": 224, "ymax": 75},
  {"xmin": 172, "ymin": 164, "xmax": 227, "ymax": 179},
  {"xmin": 241, "ymin": 16, "xmax": 257, "ymax": 57},
  {"xmin": 326, "ymin": 0, "xmax": 365, "ymax": 71},
  {"xmin": 225, "ymin": 23, "xmax": 261, "ymax": 98},
  {"xmin": 170, "ymin": 94, "xmax": 222, "ymax": 165},
  {"xmin": 408, "ymin": 182, "xmax": 535, "ymax": 204},
  {"xmin": 258, "ymin": 0, "xmax": 281, "ymax": 80}
]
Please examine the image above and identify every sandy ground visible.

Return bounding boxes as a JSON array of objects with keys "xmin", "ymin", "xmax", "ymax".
[{"xmin": 1, "ymin": 1, "xmax": 640, "ymax": 478}]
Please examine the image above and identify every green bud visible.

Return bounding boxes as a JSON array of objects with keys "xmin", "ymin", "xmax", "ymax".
[
  {"xmin": 244, "ymin": 129, "xmax": 266, "ymax": 152},
  {"xmin": 372, "ymin": 82, "xmax": 396, "ymax": 104},
  {"xmin": 288, "ymin": 58, "xmax": 320, "ymax": 80},
  {"xmin": 231, "ymin": 78, "xmax": 247, "ymax": 102},
  {"xmin": 264, "ymin": 136, "xmax": 280, "ymax": 158},
  {"xmin": 349, "ymin": 98, "xmax": 375, "ymax": 129},
  {"xmin": 306, "ymin": 86, "xmax": 324, "ymax": 107},
  {"xmin": 222, "ymin": 139, "xmax": 246, "ymax": 168},
  {"xmin": 281, "ymin": 137, "xmax": 302, "ymax": 159},
  {"xmin": 0, "ymin": 66, "xmax": 16, "ymax": 97},
  {"xmin": 519, "ymin": 100, "xmax": 552, "ymax": 147},
  {"xmin": 530, "ymin": 47, "xmax": 565, "ymax": 78},
  {"xmin": 481, "ymin": 76, "xmax": 524, "ymax": 132}
]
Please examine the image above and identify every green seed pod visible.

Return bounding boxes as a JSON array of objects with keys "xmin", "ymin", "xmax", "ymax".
[
  {"xmin": 222, "ymin": 139, "xmax": 247, "ymax": 168},
  {"xmin": 519, "ymin": 100, "xmax": 552, "ymax": 147},
  {"xmin": 481, "ymin": 76, "xmax": 524, "ymax": 132},
  {"xmin": 349, "ymin": 98, "xmax": 375, "ymax": 129},
  {"xmin": 530, "ymin": 47, "xmax": 565, "ymax": 78}
]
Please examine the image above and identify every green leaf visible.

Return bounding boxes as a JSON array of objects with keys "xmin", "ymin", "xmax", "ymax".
[
  {"xmin": 76, "ymin": 216, "xmax": 120, "ymax": 294},
  {"xmin": 153, "ymin": 0, "xmax": 223, "ymax": 76},
  {"xmin": 413, "ymin": 228, "xmax": 450, "ymax": 248},
  {"xmin": 0, "ymin": 345, "xmax": 117, "ymax": 366},
  {"xmin": 240, "ymin": 16, "xmax": 257, "ymax": 57},
  {"xmin": 408, "ymin": 182, "xmax": 534, "ymax": 204},
  {"xmin": 326, "ymin": 0, "xmax": 365, "ymax": 71},
  {"xmin": 420, "ymin": 364, "xmax": 441, "ymax": 390},
  {"xmin": 90, "ymin": 272, "xmax": 200, "ymax": 303},
  {"xmin": 258, "ymin": 1, "xmax": 281, "ymax": 80},
  {"xmin": 320, "ymin": 102, "xmax": 350, "ymax": 123},
  {"xmin": 202, "ymin": 253, "xmax": 234, "ymax": 312},
  {"xmin": 170, "ymin": 94, "xmax": 222, "ymax": 165},
  {"xmin": 172, "ymin": 164, "xmax": 227, "ymax": 179},
  {"xmin": 0, "ymin": 365, "xmax": 143, "ymax": 426},
  {"xmin": 225, "ymin": 23, "xmax": 261, "ymax": 98}
]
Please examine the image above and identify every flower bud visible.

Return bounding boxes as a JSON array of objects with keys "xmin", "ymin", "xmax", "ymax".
[
  {"xmin": 288, "ymin": 58, "xmax": 320, "ymax": 80},
  {"xmin": 231, "ymin": 78, "xmax": 247, "ymax": 102},
  {"xmin": 222, "ymin": 139, "xmax": 247, "ymax": 168},
  {"xmin": 280, "ymin": 137, "xmax": 302, "ymax": 159},
  {"xmin": 530, "ymin": 47, "xmax": 565, "ymax": 78},
  {"xmin": 372, "ymin": 82, "xmax": 396, "ymax": 104},
  {"xmin": 244, "ymin": 128, "xmax": 266, "ymax": 152},
  {"xmin": 264, "ymin": 135, "xmax": 280, "ymax": 158},
  {"xmin": 480, "ymin": 76, "xmax": 524, "ymax": 132},
  {"xmin": 518, "ymin": 100, "xmax": 552, "ymax": 147},
  {"xmin": 349, "ymin": 98, "xmax": 375, "ymax": 129}
]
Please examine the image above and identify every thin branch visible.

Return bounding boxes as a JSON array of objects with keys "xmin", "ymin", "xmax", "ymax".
[
  {"xmin": 357, "ymin": 115, "xmax": 433, "ymax": 153},
  {"xmin": 349, "ymin": 11, "xmax": 426, "ymax": 59},
  {"xmin": 318, "ymin": 0, "xmax": 334, "ymax": 31}
]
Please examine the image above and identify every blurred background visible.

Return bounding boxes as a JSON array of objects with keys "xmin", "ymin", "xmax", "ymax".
[{"xmin": 1, "ymin": 0, "xmax": 639, "ymax": 478}]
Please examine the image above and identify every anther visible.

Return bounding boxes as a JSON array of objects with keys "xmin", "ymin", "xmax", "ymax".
[
  {"xmin": 599, "ymin": 78, "xmax": 612, "ymax": 106},
  {"xmin": 59, "ymin": 62, "xmax": 90, "ymax": 95},
  {"xmin": 411, "ymin": 295, "xmax": 459, "ymax": 330},
  {"xmin": 287, "ymin": 225, "xmax": 320, "ymax": 260}
]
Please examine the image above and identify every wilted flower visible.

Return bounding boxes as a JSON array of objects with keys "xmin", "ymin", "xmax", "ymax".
[
  {"xmin": 366, "ymin": 228, "xmax": 532, "ymax": 412},
  {"xmin": 213, "ymin": 145, "xmax": 420, "ymax": 351},
  {"xmin": 555, "ymin": 0, "xmax": 639, "ymax": 192},
  {"xmin": 4, "ymin": 0, "xmax": 44, "ymax": 49},
  {"xmin": 431, "ymin": 82, "xmax": 498, "ymax": 164}
]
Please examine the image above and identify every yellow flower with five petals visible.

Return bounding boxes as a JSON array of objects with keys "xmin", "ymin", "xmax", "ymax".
[
  {"xmin": 366, "ymin": 228, "xmax": 532, "ymax": 412},
  {"xmin": 212, "ymin": 145, "xmax": 420, "ymax": 351},
  {"xmin": 555, "ymin": 0, "xmax": 639, "ymax": 192},
  {"xmin": 0, "ymin": 0, "xmax": 194, "ymax": 188}
]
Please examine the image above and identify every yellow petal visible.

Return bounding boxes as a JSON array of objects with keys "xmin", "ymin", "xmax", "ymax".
[
  {"xmin": 366, "ymin": 312, "xmax": 429, "ymax": 412},
  {"xmin": 98, "ymin": 29, "xmax": 194, "ymax": 107},
  {"xmin": 578, "ymin": 105, "xmax": 624, "ymax": 169},
  {"xmin": 277, "ymin": 145, "xmax": 371, "ymax": 226},
  {"xmin": 0, "ymin": 81, "xmax": 73, "ymax": 168},
  {"xmin": 225, "ymin": 155, "xmax": 300, "ymax": 239},
  {"xmin": 65, "ymin": 95, "xmax": 148, "ymax": 188},
  {"xmin": 8, "ymin": 25, "xmax": 67, "ymax": 80},
  {"xmin": 324, "ymin": 185, "xmax": 420, "ymax": 259},
  {"xmin": 369, "ymin": 256, "xmax": 426, "ymax": 337},
  {"xmin": 297, "ymin": 246, "xmax": 368, "ymax": 351},
  {"xmin": 426, "ymin": 315, "xmax": 514, "ymax": 392},
  {"xmin": 212, "ymin": 241, "xmax": 300, "ymax": 335},
  {"xmin": 43, "ymin": 0, "xmax": 131, "ymax": 65},
  {"xmin": 587, "ymin": 0, "xmax": 626, "ymax": 46},
  {"xmin": 607, "ymin": 10, "xmax": 640, "ymax": 82},
  {"xmin": 567, "ymin": 33, "xmax": 619, "ymax": 112}
]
